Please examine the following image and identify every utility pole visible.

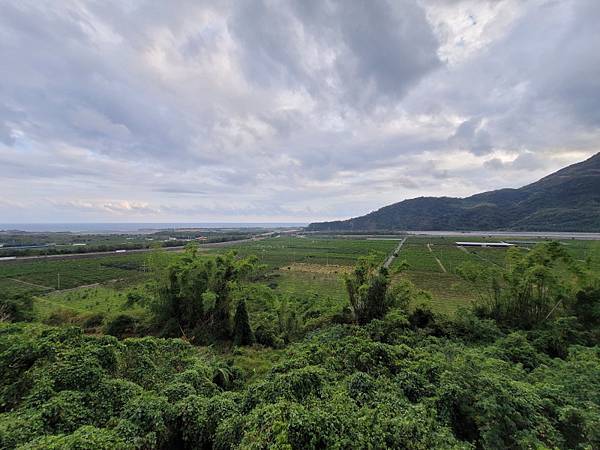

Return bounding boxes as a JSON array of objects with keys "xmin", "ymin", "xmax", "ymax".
[{"xmin": 57, "ymin": 272, "xmax": 60, "ymax": 290}]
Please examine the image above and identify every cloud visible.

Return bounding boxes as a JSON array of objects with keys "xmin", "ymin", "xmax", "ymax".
[
  {"xmin": 0, "ymin": 0, "xmax": 598, "ymax": 223},
  {"xmin": 230, "ymin": 0, "xmax": 440, "ymax": 110},
  {"xmin": 448, "ymin": 117, "xmax": 492, "ymax": 155}
]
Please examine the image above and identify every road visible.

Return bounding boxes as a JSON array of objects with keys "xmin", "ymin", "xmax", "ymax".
[{"xmin": 383, "ymin": 237, "xmax": 407, "ymax": 269}]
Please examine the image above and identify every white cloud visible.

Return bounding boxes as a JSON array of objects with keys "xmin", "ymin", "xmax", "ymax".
[{"xmin": 0, "ymin": 0, "xmax": 598, "ymax": 223}]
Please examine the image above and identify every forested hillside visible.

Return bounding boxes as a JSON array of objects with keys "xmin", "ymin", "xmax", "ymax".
[{"xmin": 309, "ymin": 153, "xmax": 600, "ymax": 232}]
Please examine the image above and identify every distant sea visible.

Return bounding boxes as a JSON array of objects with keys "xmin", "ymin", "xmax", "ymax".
[{"xmin": 0, "ymin": 223, "xmax": 307, "ymax": 234}]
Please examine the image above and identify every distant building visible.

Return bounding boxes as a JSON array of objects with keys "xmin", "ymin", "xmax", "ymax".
[{"xmin": 456, "ymin": 241, "xmax": 514, "ymax": 248}]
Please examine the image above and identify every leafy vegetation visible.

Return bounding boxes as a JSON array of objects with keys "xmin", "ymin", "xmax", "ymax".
[{"xmin": 1, "ymin": 237, "xmax": 599, "ymax": 448}]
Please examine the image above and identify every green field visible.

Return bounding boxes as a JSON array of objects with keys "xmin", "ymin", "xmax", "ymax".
[
  {"xmin": 226, "ymin": 237, "xmax": 397, "ymax": 267},
  {"xmin": 0, "ymin": 253, "xmax": 153, "ymax": 296},
  {"xmin": 3, "ymin": 235, "xmax": 598, "ymax": 320}
]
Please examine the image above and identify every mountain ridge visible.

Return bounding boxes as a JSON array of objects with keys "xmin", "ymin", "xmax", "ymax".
[{"xmin": 308, "ymin": 153, "xmax": 600, "ymax": 232}]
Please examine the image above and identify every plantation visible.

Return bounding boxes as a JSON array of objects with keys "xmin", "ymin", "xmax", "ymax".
[
  {"xmin": 0, "ymin": 254, "xmax": 152, "ymax": 296},
  {"xmin": 226, "ymin": 237, "xmax": 397, "ymax": 268}
]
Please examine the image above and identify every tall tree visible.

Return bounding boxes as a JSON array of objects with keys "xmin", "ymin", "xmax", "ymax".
[
  {"xmin": 151, "ymin": 248, "xmax": 260, "ymax": 341},
  {"xmin": 233, "ymin": 299, "xmax": 254, "ymax": 346},
  {"xmin": 344, "ymin": 257, "xmax": 410, "ymax": 325}
]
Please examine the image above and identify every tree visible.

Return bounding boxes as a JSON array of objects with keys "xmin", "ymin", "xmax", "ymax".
[
  {"xmin": 233, "ymin": 299, "xmax": 254, "ymax": 346},
  {"xmin": 458, "ymin": 241, "xmax": 582, "ymax": 329},
  {"xmin": 344, "ymin": 257, "xmax": 411, "ymax": 325},
  {"xmin": 150, "ymin": 248, "xmax": 261, "ymax": 342}
]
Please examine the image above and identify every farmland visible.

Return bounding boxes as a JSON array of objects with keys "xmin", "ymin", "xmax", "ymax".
[
  {"xmin": 0, "ymin": 253, "xmax": 151, "ymax": 295},
  {"xmin": 225, "ymin": 236, "xmax": 397, "ymax": 267},
  {"xmin": 2, "ymin": 234, "xmax": 599, "ymax": 321}
]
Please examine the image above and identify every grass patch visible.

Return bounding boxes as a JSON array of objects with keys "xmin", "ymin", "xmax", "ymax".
[{"xmin": 34, "ymin": 285, "xmax": 149, "ymax": 322}]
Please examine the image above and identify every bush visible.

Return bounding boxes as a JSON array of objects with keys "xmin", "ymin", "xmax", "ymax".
[
  {"xmin": 233, "ymin": 300, "xmax": 255, "ymax": 346},
  {"xmin": 176, "ymin": 393, "xmax": 241, "ymax": 449},
  {"xmin": 83, "ymin": 313, "xmax": 105, "ymax": 329},
  {"xmin": 19, "ymin": 425, "xmax": 129, "ymax": 450},
  {"xmin": 124, "ymin": 292, "xmax": 148, "ymax": 309},
  {"xmin": 163, "ymin": 382, "xmax": 196, "ymax": 402},
  {"xmin": 409, "ymin": 305, "xmax": 436, "ymax": 329},
  {"xmin": 0, "ymin": 294, "xmax": 34, "ymax": 322},
  {"xmin": 104, "ymin": 315, "xmax": 137, "ymax": 339},
  {"xmin": 117, "ymin": 392, "xmax": 174, "ymax": 449},
  {"xmin": 254, "ymin": 322, "xmax": 278, "ymax": 347},
  {"xmin": 44, "ymin": 309, "xmax": 81, "ymax": 326}
]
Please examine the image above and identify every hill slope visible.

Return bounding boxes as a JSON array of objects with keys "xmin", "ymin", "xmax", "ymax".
[{"xmin": 308, "ymin": 153, "xmax": 600, "ymax": 232}]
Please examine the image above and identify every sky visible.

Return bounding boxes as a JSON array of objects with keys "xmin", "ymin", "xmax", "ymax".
[{"xmin": 1, "ymin": 0, "xmax": 599, "ymax": 223}]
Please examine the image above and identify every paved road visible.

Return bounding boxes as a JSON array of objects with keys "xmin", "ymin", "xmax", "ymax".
[{"xmin": 383, "ymin": 237, "xmax": 407, "ymax": 269}]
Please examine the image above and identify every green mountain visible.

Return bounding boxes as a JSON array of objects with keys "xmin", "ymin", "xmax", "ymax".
[{"xmin": 308, "ymin": 153, "xmax": 600, "ymax": 232}]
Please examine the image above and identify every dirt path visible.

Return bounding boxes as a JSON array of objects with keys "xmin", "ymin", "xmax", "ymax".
[
  {"xmin": 427, "ymin": 243, "xmax": 447, "ymax": 273},
  {"xmin": 8, "ymin": 278, "xmax": 53, "ymax": 290},
  {"xmin": 47, "ymin": 278, "xmax": 123, "ymax": 295},
  {"xmin": 383, "ymin": 237, "xmax": 407, "ymax": 269}
]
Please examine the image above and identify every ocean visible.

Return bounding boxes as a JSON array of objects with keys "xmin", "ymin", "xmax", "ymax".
[{"xmin": 0, "ymin": 223, "xmax": 307, "ymax": 233}]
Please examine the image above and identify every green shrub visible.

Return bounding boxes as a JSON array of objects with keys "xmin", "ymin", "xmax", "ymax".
[
  {"xmin": 104, "ymin": 314, "xmax": 137, "ymax": 339},
  {"xmin": 233, "ymin": 299, "xmax": 255, "ymax": 346},
  {"xmin": 44, "ymin": 309, "xmax": 81, "ymax": 326},
  {"xmin": 0, "ymin": 294, "xmax": 33, "ymax": 322},
  {"xmin": 254, "ymin": 322, "xmax": 282, "ymax": 348},
  {"xmin": 20, "ymin": 425, "xmax": 130, "ymax": 450},
  {"xmin": 83, "ymin": 313, "xmax": 105, "ymax": 329},
  {"xmin": 117, "ymin": 392, "xmax": 173, "ymax": 449},
  {"xmin": 163, "ymin": 382, "xmax": 196, "ymax": 402}
]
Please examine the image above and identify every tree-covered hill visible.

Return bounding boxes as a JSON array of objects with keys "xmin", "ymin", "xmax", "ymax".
[{"xmin": 308, "ymin": 152, "xmax": 600, "ymax": 232}]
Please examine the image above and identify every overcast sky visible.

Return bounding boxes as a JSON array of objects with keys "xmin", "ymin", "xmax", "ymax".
[{"xmin": 1, "ymin": 0, "xmax": 599, "ymax": 223}]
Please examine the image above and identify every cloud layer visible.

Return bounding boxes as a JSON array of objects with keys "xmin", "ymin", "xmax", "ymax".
[{"xmin": 1, "ymin": 0, "xmax": 598, "ymax": 222}]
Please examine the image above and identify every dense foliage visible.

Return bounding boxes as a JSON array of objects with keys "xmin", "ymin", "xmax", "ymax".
[
  {"xmin": 1, "ymin": 308, "xmax": 598, "ymax": 449},
  {"xmin": 344, "ymin": 257, "xmax": 413, "ymax": 324},
  {"xmin": 150, "ymin": 249, "xmax": 261, "ymax": 343},
  {"xmin": 0, "ymin": 293, "xmax": 33, "ymax": 323},
  {"xmin": 0, "ymin": 241, "xmax": 598, "ymax": 449}
]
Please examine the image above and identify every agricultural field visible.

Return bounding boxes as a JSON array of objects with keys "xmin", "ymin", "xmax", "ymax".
[
  {"xmin": 0, "ymin": 253, "xmax": 153, "ymax": 297},
  {"xmin": 3, "ymin": 235, "xmax": 598, "ymax": 321},
  {"xmin": 268, "ymin": 263, "xmax": 349, "ymax": 320},
  {"xmin": 560, "ymin": 240, "xmax": 600, "ymax": 269},
  {"xmin": 226, "ymin": 236, "xmax": 397, "ymax": 268},
  {"xmin": 391, "ymin": 236, "xmax": 529, "ymax": 313}
]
